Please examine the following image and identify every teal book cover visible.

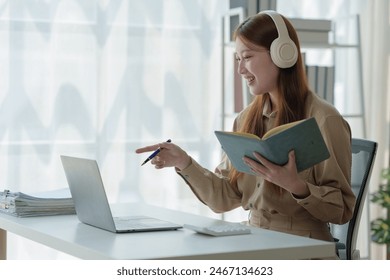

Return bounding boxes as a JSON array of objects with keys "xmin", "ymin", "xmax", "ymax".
[{"xmin": 215, "ymin": 117, "xmax": 330, "ymax": 175}]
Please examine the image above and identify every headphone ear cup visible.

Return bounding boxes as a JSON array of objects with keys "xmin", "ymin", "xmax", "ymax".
[{"xmin": 270, "ymin": 37, "xmax": 298, "ymax": 68}]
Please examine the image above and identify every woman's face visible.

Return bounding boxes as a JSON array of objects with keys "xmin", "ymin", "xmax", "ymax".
[{"xmin": 235, "ymin": 36, "xmax": 279, "ymax": 97}]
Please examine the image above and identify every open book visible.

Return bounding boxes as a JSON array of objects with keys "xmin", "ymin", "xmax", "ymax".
[{"xmin": 215, "ymin": 117, "xmax": 330, "ymax": 175}]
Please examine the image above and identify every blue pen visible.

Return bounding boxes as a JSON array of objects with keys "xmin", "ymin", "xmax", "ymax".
[{"xmin": 141, "ymin": 139, "xmax": 172, "ymax": 166}]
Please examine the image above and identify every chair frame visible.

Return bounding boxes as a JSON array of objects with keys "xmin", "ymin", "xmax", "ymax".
[{"xmin": 331, "ymin": 138, "xmax": 377, "ymax": 260}]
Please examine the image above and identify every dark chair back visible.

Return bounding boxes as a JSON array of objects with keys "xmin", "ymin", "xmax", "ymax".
[{"xmin": 330, "ymin": 138, "xmax": 377, "ymax": 259}]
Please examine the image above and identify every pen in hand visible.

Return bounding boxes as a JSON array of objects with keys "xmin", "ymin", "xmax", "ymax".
[{"xmin": 141, "ymin": 139, "xmax": 172, "ymax": 166}]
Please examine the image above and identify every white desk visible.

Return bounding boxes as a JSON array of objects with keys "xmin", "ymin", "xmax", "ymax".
[{"xmin": 0, "ymin": 203, "xmax": 336, "ymax": 259}]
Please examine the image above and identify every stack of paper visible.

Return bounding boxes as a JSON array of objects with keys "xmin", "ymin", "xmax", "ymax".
[{"xmin": 0, "ymin": 189, "xmax": 75, "ymax": 217}]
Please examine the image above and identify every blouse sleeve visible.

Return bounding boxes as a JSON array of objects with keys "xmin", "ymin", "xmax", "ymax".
[
  {"xmin": 176, "ymin": 156, "xmax": 243, "ymax": 213},
  {"xmin": 175, "ymin": 116, "xmax": 247, "ymax": 213},
  {"xmin": 293, "ymin": 115, "xmax": 355, "ymax": 224}
]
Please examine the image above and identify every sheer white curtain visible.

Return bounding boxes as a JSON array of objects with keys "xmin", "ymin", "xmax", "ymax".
[
  {"xmin": 0, "ymin": 0, "xmax": 228, "ymax": 259},
  {"xmin": 279, "ymin": 0, "xmax": 390, "ymax": 259},
  {"xmin": 360, "ymin": 0, "xmax": 390, "ymax": 260}
]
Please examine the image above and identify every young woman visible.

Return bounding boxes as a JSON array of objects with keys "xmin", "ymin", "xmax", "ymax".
[{"xmin": 136, "ymin": 11, "xmax": 355, "ymax": 243}]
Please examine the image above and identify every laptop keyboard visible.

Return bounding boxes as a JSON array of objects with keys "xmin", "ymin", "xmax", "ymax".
[
  {"xmin": 115, "ymin": 220, "xmax": 154, "ymax": 229},
  {"xmin": 113, "ymin": 216, "xmax": 174, "ymax": 230}
]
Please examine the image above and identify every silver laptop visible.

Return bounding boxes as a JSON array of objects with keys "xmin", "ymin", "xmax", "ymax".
[{"xmin": 60, "ymin": 155, "xmax": 182, "ymax": 233}]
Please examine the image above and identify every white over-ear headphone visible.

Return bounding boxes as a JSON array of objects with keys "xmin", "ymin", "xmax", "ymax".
[{"xmin": 259, "ymin": 10, "xmax": 298, "ymax": 68}]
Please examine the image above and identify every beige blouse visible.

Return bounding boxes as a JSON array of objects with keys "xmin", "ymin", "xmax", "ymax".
[{"xmin": 177, "ymin": 91, "xmax": 355, "ymax": 242}]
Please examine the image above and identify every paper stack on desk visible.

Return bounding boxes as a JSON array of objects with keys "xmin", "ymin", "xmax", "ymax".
[{"xmin": 0, "ymin": 189, "xmax": 76, "ymax": 217}]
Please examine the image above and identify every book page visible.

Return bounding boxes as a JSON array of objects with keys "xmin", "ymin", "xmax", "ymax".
[
  {"xmin": 221, "ymin": 131, "xmax": 261, "ymax": 140},
  {"xmin": 262, "ymin": 119, "xmax": 305, "ymax": 139}
]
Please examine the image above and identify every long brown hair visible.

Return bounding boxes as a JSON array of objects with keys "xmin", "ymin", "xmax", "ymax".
[{"xmin": 229, "ymin": 12, "xmax": 310, "ymax": 184}]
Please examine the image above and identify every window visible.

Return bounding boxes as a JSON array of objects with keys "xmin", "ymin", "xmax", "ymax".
[{"xmin": 0, "ymin": 0, "xmax": 228, "ymax": 259}]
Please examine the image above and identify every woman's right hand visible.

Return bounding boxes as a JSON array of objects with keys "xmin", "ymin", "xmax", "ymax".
[{"xmin": 135, "ymin": 141, "xmax": 191, "ymax": 171}]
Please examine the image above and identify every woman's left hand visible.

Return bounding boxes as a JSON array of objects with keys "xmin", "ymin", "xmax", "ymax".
[{"xmin": 243, "ymin": 150, "xmax": 310, "ymax": 198}]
